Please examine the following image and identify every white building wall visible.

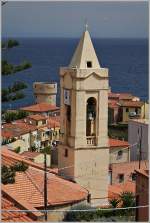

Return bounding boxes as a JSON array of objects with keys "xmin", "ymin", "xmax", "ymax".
[{"xmin": 128, "ymin": 120, "xmax": 148, "ymax": 161}]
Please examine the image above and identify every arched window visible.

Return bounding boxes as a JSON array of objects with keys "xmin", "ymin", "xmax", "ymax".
[{"xmin": 86, "ymin": 97, "xmax": 96, "ymax": 136}]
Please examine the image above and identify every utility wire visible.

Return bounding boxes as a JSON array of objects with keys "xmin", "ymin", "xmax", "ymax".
[{"xmin": 1, "ymin": 205, "xmax": 149, "ymax": 213}]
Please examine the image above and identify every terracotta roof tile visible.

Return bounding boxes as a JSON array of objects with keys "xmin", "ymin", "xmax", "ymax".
[
  {"xmin": 2, "ymin": 122, "xmax": 37, "ymax": 138},
  {"xmin": 118, "ymin": 100, "xmax": 144, "ymax": 108},
  {"xmin": 2, "ymin": 196, "xmax": 33, "ymax": 222},
  {"xmin": 108, "ymin": 92, "xmax": 136, "ymax": 100},
  {"xmin": 27, "ymin": 114, "xmax": 47, "ymax": 121},
  {"xmin": 108, "ymin": 181, "xmax": 136, "ymax": 199},
  {"xmin": 109, "ymin": 138, "xmax": 129, "ymax": 148},
  {"xmin": 108, "ymin": 100, "xmax": 119, "ymax": 108},
  {"xmin": 135, "ymin": 169, "xmax": 149, "ymax": 178},
  {"xmin": 20, "ymin": 102, "xmax": 59, "ymax": 112},
  {"xmin": 1, "ymin": 146, "xmax": 57, "ymax": 174},
  {"xmin": 20, "ymin": 151, "xmax": 42, "ymax": 159},
  {"xmin": 2, "ymin": 147, "xmax": 88, "ymax": 208},
  {"xmin": 47, "ymin": 117, "xmax": 60, "ymax": 128}
]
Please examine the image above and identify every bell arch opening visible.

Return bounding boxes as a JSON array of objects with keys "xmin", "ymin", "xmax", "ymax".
[{"xmin": 86, "ymin": 97, "xmax": 96, "ymax": 138}]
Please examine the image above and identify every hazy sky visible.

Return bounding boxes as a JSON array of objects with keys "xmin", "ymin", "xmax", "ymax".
[{"xmin": 2, "ymin": 1, "xmax": 149, "ymax": 38}]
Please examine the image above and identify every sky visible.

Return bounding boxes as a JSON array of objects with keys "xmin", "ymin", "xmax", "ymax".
[{"xmin": 2, "ymin": 1, "xmax": 149, "ymax": 38}]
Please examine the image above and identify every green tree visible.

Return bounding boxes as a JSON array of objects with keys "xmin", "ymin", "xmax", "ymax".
[
  {"xmin": 2, "ymin": 88, "xmax": 9, "ymax": 102},
  {"xmin": 64, "ymin": 204, "xmax": 97, "ymax": 222},
  {"xmin": 2, "ymin": 165, "xmax": 15, "ymax": 184},
  {"xmin": 13, "ymin": 161, "xmax": 28, "ymax": 172},
  {"xmin": 11, "ymin": 91, "xmax": 25, "ymax": 100},
  {"xmin": 7, "ymin": 39, "xmax": 19, "ymax": 48},
  {"xmin": 14, "ymin": 146, "xmax": 21, "ymax": 153},
  {"xmin": 4, "ymin": 110, "xmax": 28, "ymax": 123},
  {"xmin": 2, "ymin": 60, "xmax": 14, "ymax": 75},
  {"xmin": 119, "ymin": 191, "xmax": 135, "ymax": 208},
  {"xmin": 109, "ymin": 198, "xmax": 120, "ymax": 208},
  {"xmin": 40, "ymin": 146, "xmax": 51, "ymax": 154}
]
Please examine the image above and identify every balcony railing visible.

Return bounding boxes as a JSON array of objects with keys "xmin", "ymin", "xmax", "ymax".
[{"xmin": 86, "ymin": 136, "xmax": 96, "ymax": 146}]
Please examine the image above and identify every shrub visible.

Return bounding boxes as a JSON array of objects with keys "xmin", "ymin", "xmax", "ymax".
[
  {"xmin": 14, "ymin": 146, "xmax": 21, "ymax": 153},
  {"xmin": 13, "ymin": 161, "xmax": 28, "ymax": 172},
  {"xmin": 64, "ymin": 204, "xmax": 97, "ymax": 222},
  {"xmin": 4, "ymin": 110, "xmax": 28, "ymax": 123},
  {"xmin": 109, "ymin": 198, "xmax": 120, "ymax": 208},
  {"xmin": 7, "ymin": 39, "xmax": 19, "ymax": 48},
  {"xmin": 40, "ymin": 146, "xmax": 51, "ymax": 154},
  {"xmin": 2, "ymin": 165, "xmax": 15, "ymax": 184},
  {"xmin": 119, "ymin": 191, "xmax": 135, "ymax": 208}
]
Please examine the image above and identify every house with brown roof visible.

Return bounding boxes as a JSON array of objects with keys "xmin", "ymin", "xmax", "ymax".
[
  {"xmin": 108, "ymin": 91, "xmax": 147, "ymax": 124},
  {"xmin": 1, "ymin": 146, "xmax": 88, "ymax": 221},
  {"xmin": 20, "ymin": 102, "xmax": 60, "ymax": 117},
  {"xmin": 110, "ymin": 160, "xmax": 148, "ymax": 185},
  {"xmin": 1, "ymin": 122, "xmax": 38, "ymax": 152},
  {"xmin": 2, "ymin": 114, "xmax": 61, "ymax": 153},
  {"xmin": 109, "ymin": 138, "xmax": 130, "ymax": 165},
  {"xmin": 20, "ymin": 151, "xmax": 51, "ymax": 167},
  {"xmin": 118, "ymin": 100, "xmax": 144, "ymax": 123}
]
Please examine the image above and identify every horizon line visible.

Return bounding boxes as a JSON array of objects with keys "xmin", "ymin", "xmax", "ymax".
[{"xmin": 2, "ymin": 36, "xmax": 148, "ymax": 39}]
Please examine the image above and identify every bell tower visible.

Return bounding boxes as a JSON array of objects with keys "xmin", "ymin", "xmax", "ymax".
[{"xmin": 58, "ymin": 28, "xmax": 109, "ymax": 205}]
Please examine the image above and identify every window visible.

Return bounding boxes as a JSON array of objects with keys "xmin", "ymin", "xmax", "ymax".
[
  {"xmin": 118, "ymin": 150, "xmax": 123, "ymax": 158},
  {"xmin": 118, "ymin": 174, "xmax": 124, "ymax": 183},
  {"xmin": 135, "ymin": 108, "xmax": 138, "ymax": 114},
  {"xmin": 67, "ymin": 106, "xmax": 71, "ymax": 122},
  {"xmin": 126, "ymin": 108, "xmax": 129, "ymax": 112},
  {"xmin": 42, "ymin": 120, "xmax": 46, "ymax": 125},
  {"xmin": 64, "ymin": 149, "xmax": 68, "ymax": 157},
  {"xmin": 131, "ymin": 173, "xmax": 136, "ymax": 181},
  {"xmin": 87, "ymin": 61, "xmax": 92, "ymax": 68}
]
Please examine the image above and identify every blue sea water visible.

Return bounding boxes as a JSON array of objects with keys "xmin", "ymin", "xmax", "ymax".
[{"xmin": 2, "ymin": 38, "xmax": 148, "ymax": 110}]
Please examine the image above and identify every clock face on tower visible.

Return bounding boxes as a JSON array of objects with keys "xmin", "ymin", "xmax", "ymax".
[{"xmin": 64, "ymin": 89, "xmax": 70, "ymax": 105}]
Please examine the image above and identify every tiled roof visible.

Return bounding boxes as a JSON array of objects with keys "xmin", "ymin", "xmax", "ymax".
[
  {"xmin": 28, "ymin": 114, "xmax": 47, "ymax": 121},
  {"xmin": 110, "ymin": 160, "xmax": 149, "ymax": 179},
  {"xmin": 2, "ymin": 122, "xmax": 37, "ymax": 138},
  {"xmin": 2, "ymin": 146, "xmax": 88, "ymax": 208},
  {"xmin": 108, "ymin": 181, "xmax": 136, "ymax": 199},
  {"xmin": 20, "ymin": 151, "xmax": 42, "ymax": 159},
  {"xmin": 1, "ymin": 146, "xmax": 57, "ymax": 174},
  {"xmin": 109, "ymin": 138, "xmax": 129, "ymax": 148},
  {"xmin": 118, "ymin": 100, "xmax": 144, "ymax": 108},
  {"xmin": 20, "ymin": 103, "xmax": 59, "ymax": 112},
  {"xmin": 108, "ymin": 92, "xmax": 136, "ymax": 100},
  {"xmin": 2, "ymin": 196, "xmax": 33, "ymax": 222},
  {"xmin": 2, "ymin": 167, "xmax": 87, "ymax": 207},
  {"xmin": 47, "ymin": 117, "xmax": 60, "ymax": 128},
  {"xmin": 108, "ymin": 92, "xmax": 120, "ymax": 99},
  {"xmin": 135, "ymin": 169, "xmax": 149, "ymax": 178},
  {"xmin": 108, "ymin": 100, "xmax": 119, "ymax": 108}
]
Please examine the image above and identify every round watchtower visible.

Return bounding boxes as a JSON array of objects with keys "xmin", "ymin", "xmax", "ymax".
[{"xmin": 33, "ymin": 82, "xmax": 57, "ymax": 106}]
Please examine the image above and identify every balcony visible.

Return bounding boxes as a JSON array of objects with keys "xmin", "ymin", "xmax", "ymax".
[{"xmin": 86, "ymin": 136, "xmax": 96, "ymax": 146}]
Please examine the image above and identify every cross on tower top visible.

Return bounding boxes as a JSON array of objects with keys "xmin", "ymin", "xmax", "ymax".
[{"xmin": 85, "ymin": 19, "xmax": 88, "ymax": 31}]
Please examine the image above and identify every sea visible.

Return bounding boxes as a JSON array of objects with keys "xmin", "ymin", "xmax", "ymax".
[{"xmin": 2, "ymin": 38, "xmax": 148, "ymax": 111}]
